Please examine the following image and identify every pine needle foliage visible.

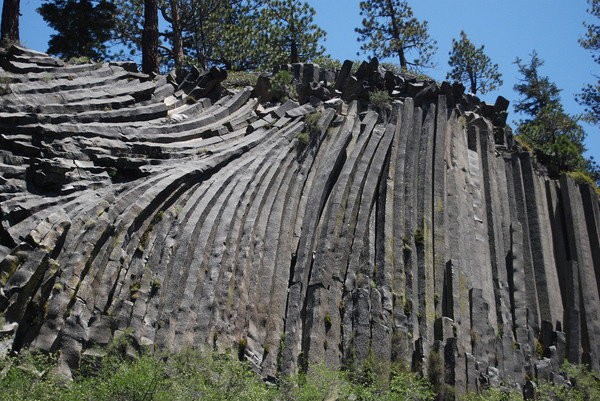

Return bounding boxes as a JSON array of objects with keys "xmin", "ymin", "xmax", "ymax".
[
  {"xmin": 38, "ymin": 0, "xmax": 116, "ymax": 60},
  {"xmin": 355, "ymin": 0, "xmax": 437, "ymax": 70},
  {"xmin": 446, "ymin": 31, "xmax": 502, "ymax": 95},
  {"xmin": 513, "ymin": 51, "xmax": 595, "ymax": 180},
  {"xmin": 260, "ymin": 0, "xmax": 326, "ymax": 66},
  {"xmin": 577, "ymin": 0, "xmax": 600, "ymax": 125}
]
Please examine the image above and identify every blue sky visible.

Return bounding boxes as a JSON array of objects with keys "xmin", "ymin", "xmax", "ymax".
[{"xmin": 17, "ymin": 0, "xmax": 600, "ymax": 161}]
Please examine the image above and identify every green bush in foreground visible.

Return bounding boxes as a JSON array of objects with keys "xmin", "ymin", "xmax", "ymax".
[{"xmin": 1, "ymin": 347, "xmax": 599, "ymax": 401}]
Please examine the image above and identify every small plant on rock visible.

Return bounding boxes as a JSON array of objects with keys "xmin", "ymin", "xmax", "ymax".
[
  {"xmin": 324, "ymin": 314, "xmax": 332, "ymax": 331},
  {"xmin": 150, "ymin": 278, "xmax": 161, "ymax": 297},
  {"xmin": 67, "ymin": 56, "xmax": 91, "ymax": 65},
  {"xmin": 370, "ymin": 89, "xmax": 392, "ymax": 111},
  {"xmin": 223, "ymin": 71, "xmax": 258, "ymax": 89},
  {"xmin": 414, "ymin": 227, "xmax": 425, "ymax": 245},
  {"xmin": 238, "ymin": 337, "xmax": 248, "ymax": 360},
  {"xmin": 271, "ymin": 70, "xmax": 297, "ymax": 101},
  {"xmin": 296, "ymin": 132, "xmax": 310, "ymax": 146},
  {"xmin": 304, "ymin": 111, "xmax": 322, "ymax": 135},
  {"xmin": 129, "ymin": 281, "xmax": 141, "ymax": 301}
]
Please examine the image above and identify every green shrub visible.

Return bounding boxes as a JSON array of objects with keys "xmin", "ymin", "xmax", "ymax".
[
  {"xmin": 74, "ymin": 355, "xmax": 169, "ymax": 401},
  {"xmin": 296, "ymin": 132, "xmax": 310, "ymax": 146},
  {"xmin": 381, "ymin": 62, "xmax": 404, "ymax": 75},
  {"xmin": 369, "ymin": 89, "xmax": 392, "ymax": 111},
  {"xmin": 389, "ymin": 366, "xmax": 435, "ymax": 401},
  {"xmin": 164, "ymin": 351, "xmax": 274, "ymax": 401},
  {"xmin": 223, "ymin": 71, "xmax": 258, "ymax": 89},
  {"xmin": 67, "ymin": 56, "xmax": 91, "ymax": 65},
  {"xmin": 283, "ymin": 364, "xmax": 350, "ymax": 401},
  {"xmin": 312, "ymin": 55, "xmax": 343, "ymax": 71},
  {"xmin": 324, "ymin": 314, "xmax": 332, "ymax": 331},
  {"xmin": 271, "ymin": 70, "xmax": 297, "ymax": 101},
  {"xmin": 568, "ymin": 170, "xmax": 600, "ymax": 196},
  {"xmin": 129, "ymin": 281, "xmax": 141, "ymax": 301},
  {"xmin": 150, "ymin": 278, "xmax": 161, "ymax": 297},
  {"xmin": 536, "ymin": 362, "xmax": 600, "ymax": 401},
  {"xmin": 460, "ymin": 387, "xmax": 522, "ymax": 401},
  {"xmin": 304, "ymin": 111, "xmax": 322, "ymax": 135},
  {"xmin": 3, "ymin": 346, "xmax": 597, "ymax": 401},
  {"xmin": 515, "ymin": 134, "xmax": 534, "ymax": 153},
  {"xmin": 0, "ymin": 351, "xmax": 64, "ymax": 401},
  {"xmin": 237, "ymin": 337, "xmax": 248, "ymax": 360}
]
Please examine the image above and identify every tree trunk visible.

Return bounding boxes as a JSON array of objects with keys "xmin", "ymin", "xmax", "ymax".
[
  {"xmin": 398, "ymin": 47, "xmax": 407, "ymax": 69},
  {"xmin": 467, "ymin": 66, "xmax": 477, "ymax": 94},
  {"xmin": 1, "ymin": 0, "xmax": 20, "ymax": 45},
  {"xmin": 170, "ymin": 0, "xmax": 185, "ymax": 77},
  {"xmin": 290, "ymin": 40, "xmax": 298, "ymax": 64},
  {"xmin": 289, "ymin": 1, "xmax": 298, "ymax": 63},
  {"xmin": 385, "ymin": 0, "xmax": 405, "ymax": 68},
  {"xmin": 142, "ymin": 0, "xmax": 159, "ymax": 74}
]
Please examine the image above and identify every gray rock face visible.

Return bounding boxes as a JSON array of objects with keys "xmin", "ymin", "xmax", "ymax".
[{"xmin": 0, "ymin": 46, "xmax": 599, "ymax": 394}]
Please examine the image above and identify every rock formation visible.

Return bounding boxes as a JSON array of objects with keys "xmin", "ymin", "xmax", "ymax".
[{"xmin": 0, "ymin": 45, "xmax": 598, "ymax": 393}]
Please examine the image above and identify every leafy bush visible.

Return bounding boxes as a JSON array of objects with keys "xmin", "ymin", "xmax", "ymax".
[
  {"xmin": 381, "ymin": 62, "xmax": 435, "ymax": 81},
  {"xmin": 312, "ymin": 55, "xmax": 343, "ymax": 71},
  {"xmin": 223, "ymin": 71, "xmax": 258, "ymax": 89},
  {"xmin": 297, "ymin": 132, "xmax": 310, "ymax": 146},
  {"xmin": 67, "ymin": 56, "xmax": 92, "ymax": 65},
  {"xmin": 304, "ymin": 111, "xmax": 322, "ymax": 135},
  {"xmin": 2, "ymin": 346, "xmax": 598, "ymax": 401},
  {"xmin": 389, "ymin": 367, "xmax": 435, "ymax": 401},
  {"xmin": 0, "ymin": 351, "xmax": 64, "ymax": 401},
  {"xmin": 459, "ymin": 387, "xmax": 522, "ymax": 401},
  {"xmin": 381, "ymin": 62, "xmax": 404, "ymax": 75},
  {"xmin": 271, "ymin": 70, "xmax": 297, "ymax": 101},
  {"xmin": 567, "ymin": 170, "xmax": 600, "ymax": 196},
  {"xmin": 297, "ymin": 111, "xmax": 322, "ymax": 148},
  {"xmin": 536, "ymin": 362, "xmax": 600, "ymax": 401},
  {"xmin": 370, "ymin": 89, "xmax": 392, "ymax": 110}
]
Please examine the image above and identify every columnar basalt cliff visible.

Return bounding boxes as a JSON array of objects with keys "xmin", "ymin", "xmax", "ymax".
[{"xmin": 0, "ymin": 45, "xmax": 599, "ymax": 392}]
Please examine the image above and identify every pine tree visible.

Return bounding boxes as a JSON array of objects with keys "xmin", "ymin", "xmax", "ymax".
[
  {"xmin": 188, "ymin": 0, "xmax": 266, "ymax": 70},
  {"xmin": 112, "ymin": 0, "xmax": 143, "ymax": 58},
  {"xmin": 513, "ymin": 51, "xmax": 561, "ymax": 117},
  {"xmin": 355, "ymin": 0, "xmax": 437, "ymax": 69},
  {"xmin": 577, "ymin": 0, "xmax": 600, "ymax": 125},
  {"xmin": 514, "ymin": 52, "xmax": 587, "ymax": 177},
  {"xmin": 113, "ymin": 0, "xmax": 267, "ymax": 71},
  {"xmin": 142, "ymin": 0, "xmax": 159, "ymax": 73},
  {"xmin": 261, "ymin": 0, "xmax": 326, "ymax": 66},
  {"xmin": 37, "ymin": 0, "xmax": 116, "ymax": 60},
  {"xmin": 1, "ymin": 0, "xmax": 20, "ymax": 45},
  {"xmin": 166, "ymin": 0, "xmax": 185, "ymax": 76},
  {"xmin": 446, "ymin": 31, "xmax": 502, "ymax": 95}
]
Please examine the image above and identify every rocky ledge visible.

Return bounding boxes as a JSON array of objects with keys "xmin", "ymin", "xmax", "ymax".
[{"xmin": 0, "ymin": 45, "xmax": 598, "ymax": 394}]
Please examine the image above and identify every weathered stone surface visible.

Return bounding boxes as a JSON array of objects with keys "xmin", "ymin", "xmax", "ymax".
[{"xmin": 0, "ymin": 48, "xmax": 598, "ymax": 394}]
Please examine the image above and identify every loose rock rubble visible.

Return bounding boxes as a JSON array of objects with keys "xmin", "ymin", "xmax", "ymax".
[{"xmin": 0, "ymin": 45, "xmax": 598, "ymax": 394}]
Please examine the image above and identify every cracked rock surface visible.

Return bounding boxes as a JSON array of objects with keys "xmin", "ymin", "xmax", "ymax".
[{"xmin": 0, "ymin": 45, "xmax": 598, "ymax": 391}]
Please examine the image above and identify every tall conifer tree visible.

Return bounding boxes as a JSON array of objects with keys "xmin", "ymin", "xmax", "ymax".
[
  {"xmin": 514, "ymin": 52, "xmax": 587, "ymax": 176},
  {"xmin": 577, "ymin": 0, "xmax": 600, "ymax": 124},
  {"xmin": 355, "ymin": 0, "xmax": 436, "ymax": 69},
  {"xmin": 261, "ymin": 0, "xmax": 326, "ymax": 66},
  {"xmin": 38, "ymin": 0, "xmax": 116, "ymax": 60},
  {"xmin": 446, "ymin": 31, "xmax": 502, "ymax": 95}
]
